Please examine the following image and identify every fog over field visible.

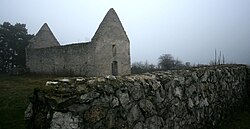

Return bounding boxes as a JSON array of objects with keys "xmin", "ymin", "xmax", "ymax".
[{"xmin": 1, "ymin": 0, "xmax": 250, "ymax": 64}]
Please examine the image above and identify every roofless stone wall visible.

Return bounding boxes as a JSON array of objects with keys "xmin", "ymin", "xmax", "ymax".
[
  {"xmin": 26, "ymin": 8, "xmax": 131, "ymax": 77},
  {"xmin": 26, "ymin": 43, "xmax": 94, "ymax": 76},
  {"xmin": 25, "ymin": 65, "xmax": 248, "ymax": 129}
]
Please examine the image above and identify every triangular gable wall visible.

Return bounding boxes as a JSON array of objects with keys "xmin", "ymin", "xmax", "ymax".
[
  {"xmin": 92, "ymin": 8, "xmax": 129, "ymax": 42},
  {"xmin": 28, "ymin": 23, "xmax": 60, "ymax": 49}
]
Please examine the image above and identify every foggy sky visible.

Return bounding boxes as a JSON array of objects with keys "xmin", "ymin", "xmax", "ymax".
[{"xmin": 1, "ymin": 0, "xmax": 250, "ymax": 65}]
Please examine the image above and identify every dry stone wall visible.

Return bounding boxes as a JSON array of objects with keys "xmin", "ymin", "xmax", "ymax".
[{"xmin": 25, "ymin": 65, "xmax": 248, "ymax": 129}]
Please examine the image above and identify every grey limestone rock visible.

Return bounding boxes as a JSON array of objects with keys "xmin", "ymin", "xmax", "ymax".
[
  {"xmin": 139, "ymin": 99, "xmax": 157, "ymax": 117},
  {"xmin": 188, "ymin": 98, "xmax": 194, "ymax": 108},
  {"xmin": 133, "ymin": 122, "xmax": 143, "ymax": 129},
  {"xmin": 111, "ymin": 96, "xmax": 119, "ymax": 107},
  {"xmin": 145, "ymin": 115, "xmax": 164, "ymax": 129},
  {"xmin": 24, "ymin": 103, "xmax": 33, "ymax": 120},
  {"xmin": 50, "ymin": 112, "xmax": 81, "ymax": 129},
  {"xmin": 127, "ymin": 104, "xmax": 144, "ymax": 126},
  {"xmin": 67, "ymin": 104, "xmax": 89, "ymax": 112},
  {"xmin": 129, "ymin": 82, "xmax": 144, "ymax": 100},
  {"xmin": 174, "ymin": 87, "xmax": 182, "ymax": 99},
  {"xmin": 117, "ymin": 89, "xmax": 131, "ymax": 108},
  {"xmin": 80, "ymin": 91, "xmax": 100, "ymax": 103},
  {"xmin": 84, "ymin": 105, "xmax": 107, "ymax": 124}
]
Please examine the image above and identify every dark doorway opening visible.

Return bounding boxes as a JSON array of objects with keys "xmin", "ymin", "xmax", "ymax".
[{"xmin": 112, "ymin": 61, "xmax": 118, "ymax": 76}]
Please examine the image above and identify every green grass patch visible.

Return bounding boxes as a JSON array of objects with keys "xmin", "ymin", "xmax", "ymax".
[
  {"xmin": 216, "ymin": 109, "xmax": 250, "ymax": 129},
  {"xmin": 0, "ymin": 74, "xmax": 54, "ymax": 129}
]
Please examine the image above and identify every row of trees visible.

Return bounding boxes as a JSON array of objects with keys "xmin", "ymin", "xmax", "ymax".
[
  {"xmin": 132, "ymin": 54, "xmax": 191, "ymax": 74},
  {"xmin": 132, "ymin": 50, "xmax": 230, "ymax": 74},
  {"xmin": 0, "ymin": 22, "xmax": 33, "ymax": 73}
]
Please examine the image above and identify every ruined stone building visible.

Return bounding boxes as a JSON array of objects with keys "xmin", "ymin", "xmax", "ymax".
[{"xmin": 26, "ymin": 8, "xmax": 131, "ymax": 76}]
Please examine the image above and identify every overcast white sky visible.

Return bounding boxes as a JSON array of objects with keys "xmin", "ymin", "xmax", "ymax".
[{"xmin": 1, "ymin": 0, "xmax": 250, "ymax": 65}]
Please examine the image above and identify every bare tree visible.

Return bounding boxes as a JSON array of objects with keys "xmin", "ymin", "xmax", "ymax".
[
  {"xmin": 158, "ymin": 54, "xmax": 175, "ymax": 70},
  {"xmin": 158, "ymin": 54, "xmax": 184, "ymax": 70}
]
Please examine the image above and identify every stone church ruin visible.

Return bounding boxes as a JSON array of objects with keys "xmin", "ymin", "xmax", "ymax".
[{"xmin": 26, "ymin": 8, "xmax": 131, "ymax": 76}]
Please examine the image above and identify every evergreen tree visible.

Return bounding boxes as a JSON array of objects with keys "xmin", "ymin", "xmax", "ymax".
[{"xmin": 0, "ymin": 22, "xmax": 33, "ymax": 73}]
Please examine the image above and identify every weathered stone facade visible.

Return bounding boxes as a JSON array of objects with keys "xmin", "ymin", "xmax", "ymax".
[
  {"xmin": 25, "ymin": 65, "xmax": 249, "ymax": 129},
  {"xmin": 27, "ymin": 23, "xmax": 60, "ymax": 49},
  {"xmin": 26, "ymin": 8, "xmax": 131, "ymax": 76}
]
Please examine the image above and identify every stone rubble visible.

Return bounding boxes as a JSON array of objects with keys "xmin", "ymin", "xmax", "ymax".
[{"xmin": 25, "ymin": 65, "xmax": 249, "ymax": 129}]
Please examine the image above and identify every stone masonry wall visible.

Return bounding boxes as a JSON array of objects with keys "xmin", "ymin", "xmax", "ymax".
[
  {"xmin": 25, "ymin": 65, "xmax": 248, "ymax": 129},
  {"xmin": 26, "ymin": 43, "xmax": 95, "ymax": 76},
  {"xmin": 89, "ymin": 8, "xmax": 131, "ymax": 76},
  {"xmin": 26, "ymin": 8, "xmax": 131, "ymax": 77}
]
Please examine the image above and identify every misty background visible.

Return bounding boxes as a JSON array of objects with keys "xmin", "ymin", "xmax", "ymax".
[{"xmin": 1, "ymin": 0, "xmax": 249, "ymax": 65}]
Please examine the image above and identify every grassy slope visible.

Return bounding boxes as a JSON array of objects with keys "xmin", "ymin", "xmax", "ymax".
[{"xmin": 0, "ymin": 74, "xmax": 249, "ymax": 129}]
